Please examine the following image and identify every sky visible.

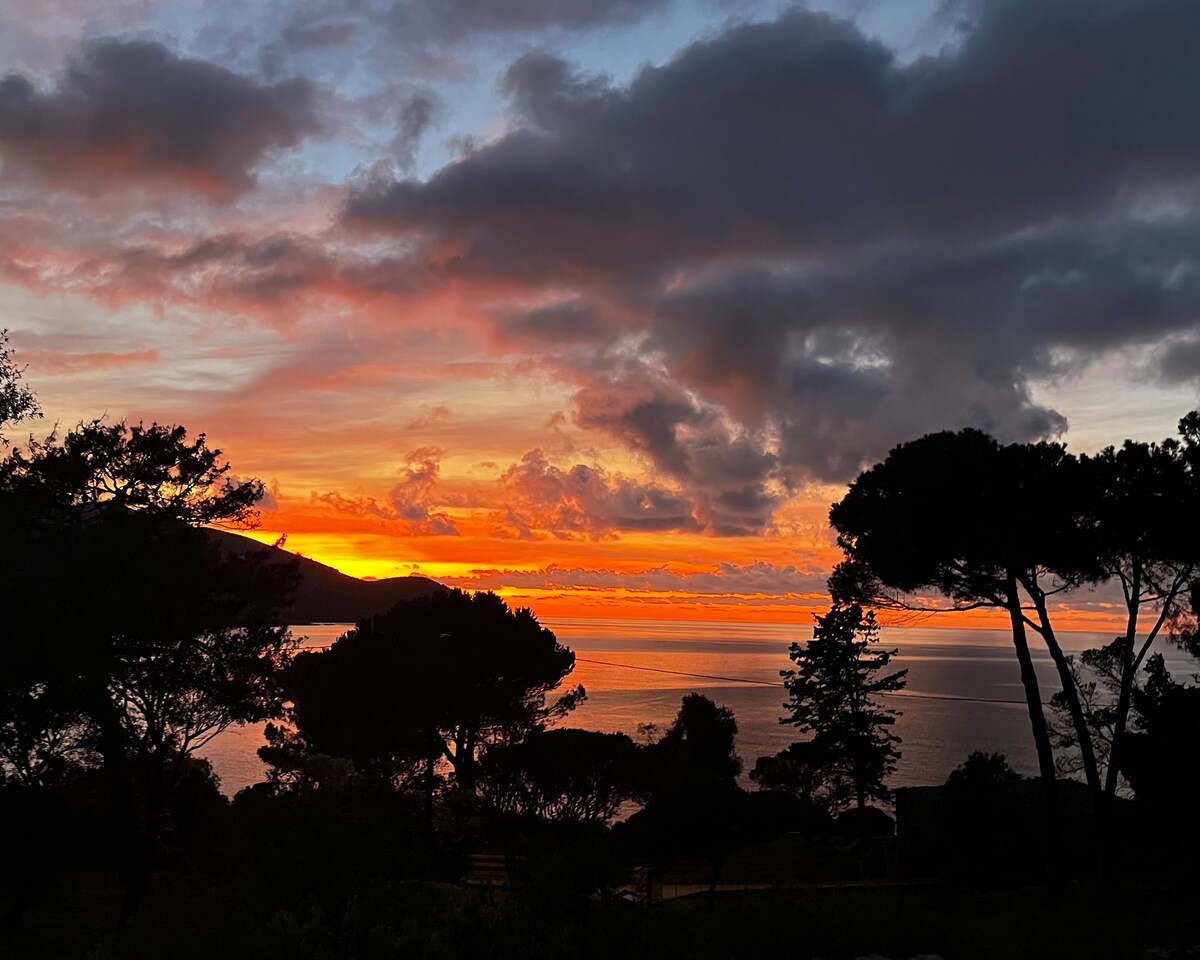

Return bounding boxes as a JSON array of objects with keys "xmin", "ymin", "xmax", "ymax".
[{"xmin": 1, "ymin": 0, "xmax": 1198, "ymax": 628}]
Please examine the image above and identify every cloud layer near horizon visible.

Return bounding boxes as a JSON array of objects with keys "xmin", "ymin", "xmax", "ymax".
[{"xmin": 3, "ymin": 0, "xmax": 1200, "ymax": 607}]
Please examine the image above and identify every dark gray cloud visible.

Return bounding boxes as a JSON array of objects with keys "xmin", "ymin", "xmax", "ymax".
[
  {"xmin": 351, "ymin": 1, "xmax": 1200, "ymax": 259},
  {"xmin": 384, "ymin": 0, "xmax": 670, "ymax": 44},
  {"xmin": 281, "ymin": 21, "xmax": 358, "ymax": 51},
  {"xmin": 0, "ymin": 39, "xmax": 319, "ymax": 197},
  {"xmin": 391, "ymin": 92, "xmax": 437, "ymax": 171},
  {"xmin": 643, "ymin": 224, "xmax": 1200, "ymax": 481},
  {"xmin": 72, "ymin": 233, "xmax": 432, "ymax": 313},
  {"xmin": 343, "ymin": 0, "xmax": 1200, "ymax": 513},
  {"xmin": 571, "ymin": 371, "xmax": 782, "ymax": 534},
  {"xmin": 496, "ymin": 298, "xmax": 610, "ymax": 346}
]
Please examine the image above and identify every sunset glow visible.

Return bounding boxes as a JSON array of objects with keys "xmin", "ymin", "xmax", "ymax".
[{"xmin": 3, "ymin": 1, "xmax": 1197, "ymax": 633}]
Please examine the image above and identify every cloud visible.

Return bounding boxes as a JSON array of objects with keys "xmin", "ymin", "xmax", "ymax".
[
  {"xmin": 309, "ymin": 447, "xmax": 459, "ymax": 536},
  {"xmin": 19, "ymin": 348, "xmax": 159, "ymax": 374},
  {"xmin": 230, "ymin": 474, "xmax": 279, "ymax": 512},
  {"xmin": 8, "ymin": 1, "xmax": 1200, "ymax": 547},
  {"xmin": 404, "ymin": 404, "xmax": 452, "ymax": 430},
  {"xmin": 5, "ymin": 231, "xmax": 435, "ymax": 322},
  {"xmin": 388, "ymin": 445, "xmax": 459, "ymax": 535},
  {"xmin": 492, "ymin": 448, "xmax": 701, "ymax": 539},
  {"xmin": 383, "ymin": 0, "xmax": 671, "ymax": 44},
  {"xmin": 441, "ymin": 560, "xmax": 827, "ymax": 597},
  {"xmin": 391, "ymin": 92, "xmax": 437, "ymax": 171},
  {"xmin": 570, "ymin": 372, "xmax": 782, "ymax": 533},
  {"xmin": 0, "ymin": 38, "xmax": 319, "ymax": 198},
  {"xmin": 342, "ymin": 0, "xmax": 1200, "ymax": 505},
  {"xmin": 310, "ymin": 490, "xmax": 398, "ymax": 521},
  {"xmin": 280, "ymin": 21, "xmax": 357, "ymax": 52},
  {"xmin": 350, "ymin": 1, "xmax": 1200, "ymax": 268},
  {"xmin": 495, "ymin": 298, "xmax": 610, "ymax": 346}
]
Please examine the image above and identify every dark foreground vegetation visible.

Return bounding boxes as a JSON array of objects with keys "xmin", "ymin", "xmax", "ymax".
[
  {"xmin": 10, "ymin": 870, "xmax": 1200, "ymax": 960},
  {"xmin": 4, "ymin": 735, "xmax": 1199, "ymax": 960},
  {"xmin": 2, "ymin": 340, "xmax": 1198, "ymax": 958}
]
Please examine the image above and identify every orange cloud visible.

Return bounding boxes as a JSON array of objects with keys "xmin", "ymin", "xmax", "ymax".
[{"xmin": 20, "ymin": 348, "xmax": 159, "ymax": 374}]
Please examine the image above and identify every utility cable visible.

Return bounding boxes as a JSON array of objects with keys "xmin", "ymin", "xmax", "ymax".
[
  {"xmin": 574, "ymin": 656, "xmax": 1045, "ymax": 706},
  {"xmin": 296, "ymin": 647, "xmax": 1043, "ymax": 707}
]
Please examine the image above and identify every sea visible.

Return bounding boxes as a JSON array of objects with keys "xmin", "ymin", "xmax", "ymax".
[{"xmin": 197, "ymin": 618, "xmax": 1199, "ymax": 797}]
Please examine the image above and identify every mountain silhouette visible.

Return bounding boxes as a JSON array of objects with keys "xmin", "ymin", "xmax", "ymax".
[{"xmin": 205, "ymin": 528, "xmax": 444, "ymax": 623}]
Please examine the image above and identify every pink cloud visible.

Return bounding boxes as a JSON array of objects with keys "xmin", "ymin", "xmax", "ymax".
[
  {"xmin": 441, "ymin": 560, "xmax": 827, "ymax": 598},
  {"xmin": 490, "ymin": 448, "xmax": 700, "ymax": 540}
]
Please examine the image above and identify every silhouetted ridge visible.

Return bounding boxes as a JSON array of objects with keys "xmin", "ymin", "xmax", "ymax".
[{"xmin": 204, "ymin": 528, "xmax": 444, "ymax": 623}]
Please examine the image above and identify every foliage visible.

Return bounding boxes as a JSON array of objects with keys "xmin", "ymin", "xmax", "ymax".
[
  {"xmin": 26, "ymin": 870, "xmax": 1200, "ymax": 960},
  {"xmin": 0, "ymin": 683, "xmax": 97, "ymax": 789},
  {"xmin": 1, "ymin": 419, "xmax": 262, "ymax": 527},
  {"xmin": 1062, "ymin": 423, "xmax": 1200, "ymax": 796},
  {"xmin": 941, "ymin": 752, "xmax": 1031, "ymax": 881},
  {"xmin": 946, "ymin": 751, "xmax": 1022, "ymax": 791},
  {"xmin": 644, "ymin": 691, "xmax": 742, "ymax": 789},
  {"xmin": 228, "ymin": 779, "xmax": 436, "ymax": 889},
  {"xmin": 1048, "ymin": 644, "xmax": 1123, "ymax": 780},
  {"xmin": 750, "ymin": 741, "xmax": 841, "ymax": 806},
  {"xmin": 614, "ymin": 774, "xmax": 752, "ymax": 884},
  {"xmin": 833, "ymin": 805, "xmax": 895, "ymax": 838},
  {"xmin": 829, "ymin": 430, "xmax": 1085, "ymax": 605},
  {"xmin": 480, "ymin": 728, "xmax": 639, "ymax": 823},
  {"xmin": 273, "ymin": 589, "xmax": 584, "ymax": 793},
  {"xmin": 7, "ymin": 510, "xmax": 297, "ymax": 769},
  {"xmin": 0, "ymin": 418, "xmax": 296, "ymax": 915},
  {"xmin": 770, "ymin": 603, "xmax": 906, "ymax": 812},
  {"xmin": 827, "ymin": 428, "xmax": 1085, "ymax": 856},
  {"xmin": 1121, "ymin": 653, "xmax": 1200, "ymax": 819},
  {"xmin": 830, "ymin": 415, "xmax": 1200, "ymax": 821},
  {"xmin": 264, "ymin": 639, "xmax": 435, "ymax": 792},
  {"xmin": 2, "ymin": 423, "xmax": 296, "ymax": 777},
  {"xmin": 0, "ymin": 330, "xmax": 39, "ymax": 441}
]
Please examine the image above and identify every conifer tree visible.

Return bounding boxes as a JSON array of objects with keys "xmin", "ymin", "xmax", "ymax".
[{"xmin": 777, "ymin": 602, "xmax": 907, "ymax": 811}]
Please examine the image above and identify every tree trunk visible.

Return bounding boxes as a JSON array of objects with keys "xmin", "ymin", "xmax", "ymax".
[
  {"xmin": 80, "ymin": 689, "xmax": 147, "ymax": 920},
  {"xmin": 458, "ymin": 727, "xmax": 477, "ymax": 792},
  {"xmin": 424, "ymin": 741, "xmax": 438, "ymax": 828},
  {"xmin": 1105, "ymin": 563, "xmax": 1142, "ymax": 801},
  {"xmin": 1106, "ymin": 566, "xmax": 1183, "ymax": 800},
  {"xmin": 1005, "ymin": 575, "xmax": 1062, "ymax": 887},
  {"xmin": 1028, "ymin": 586, "xmax": 1103, "ymax": 800},
  {"xmin": 1105, "ymin": 633, "xmax": 1137, "ymax": 800},
  {"xmin": 706, "ymin": 856, "xmax": 723, "ymax": 913}
]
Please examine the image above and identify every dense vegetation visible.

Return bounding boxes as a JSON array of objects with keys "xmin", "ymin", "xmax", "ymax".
[{"xmin": 2, "ymin": 347, "xmax": 1198, "ymax": 958}]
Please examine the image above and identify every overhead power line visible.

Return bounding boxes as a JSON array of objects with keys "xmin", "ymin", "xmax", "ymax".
[
  {"xmin": 296, "ymin": 648, "xmax": 1043, "ymax": 707},
  {"xmin": 574, "ymin": 656, "xmax": 1044, "ymax": 706}
]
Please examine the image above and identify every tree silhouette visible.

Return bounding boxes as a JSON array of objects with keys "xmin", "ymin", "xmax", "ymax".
[
  {"xmin": 941, "ymin": 752, "xmax": 1026, "ymax": 879},
  {"xmin": 0, "ymin": 420, "xmax": 296, "ymax": 917},
  {"xmin": 644, "ymin": 692, "xmax": 742, "ymax": 790},
  {"xmin": 480, "ymin": 728, "xmax": 639, "ymax": 823},
  {"xmin": 831, "ymin": 416, "xmax": 1200, "ymax": 831},
  {"xmin": 1065, "ymin": 424, "xmax": 1200, "ymax": 802},
  {"xmin": 1120, "ymin": 651, "xmax": 1200, "ymax": 819},
  {"xmin": 0, "ymin": 683, "xmax": 96, "ymax": 789},
  {"xmin": 0, "ymin": 330, "xmax": 38, "ymax": 441},
  {"xmin": 275, "ymin": 589, "xmax": 584, "ymax": 799},
  {"xmin": 766, "ymin": 603, "xmax": 906, "ymax": 812},
  {"xmin": 616, "ymin": 774, "xmax": 750, "ymax": 906},
  {"xmin": 828, "ymin": 430, "xmax": 1096, "ymax": 874}
]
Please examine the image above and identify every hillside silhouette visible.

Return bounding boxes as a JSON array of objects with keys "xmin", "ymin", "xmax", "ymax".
[{"xmin": 205, "ymin": 528, "xmax": 444, "ymax": 623}]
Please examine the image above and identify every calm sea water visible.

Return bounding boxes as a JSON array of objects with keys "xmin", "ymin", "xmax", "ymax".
[{"xmin": 197, "ymin": 618, "xmax": 1198, "ymax": 796}]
